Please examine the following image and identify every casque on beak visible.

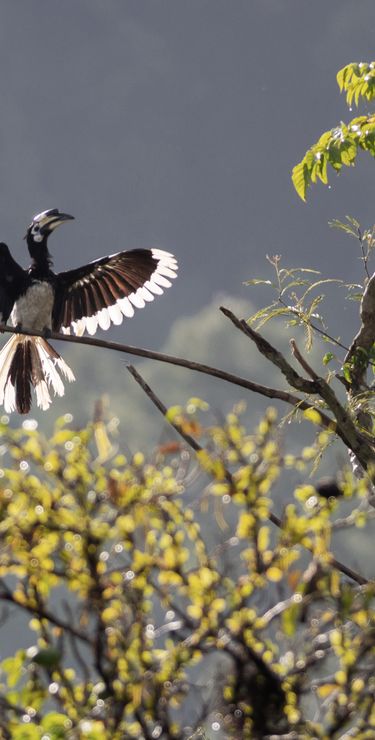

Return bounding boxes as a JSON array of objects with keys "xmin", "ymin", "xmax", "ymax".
[{"xmin": 46, "ymin": 212, "xmax": 75, "ymax": 231}]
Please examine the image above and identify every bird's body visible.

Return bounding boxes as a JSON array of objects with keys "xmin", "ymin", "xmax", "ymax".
[
  {"xmin": 0, "ymin": 209, "xmax": 178, "ymax": 413},
  {"xmin": 11, "ymin": 281, "xmax": 55, "ymax": 331}
]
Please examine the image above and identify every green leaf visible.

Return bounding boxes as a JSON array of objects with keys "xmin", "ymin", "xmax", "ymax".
[
  {"xmin": 317, "ymin": 152, "xmax": 328, "ymax": 183},
  {"xmin": 329, "ymin": 216, "xmax": 360, "ymax": 238},
  {"xmin": 11, "ymin": 727, "xmax": 41, "ymax": 740},
  {"xmin": 278, "ymin": 267, "xmax": 320, "ymax": 276},
  {"xmin": 337, "ymin": 62, "xmax": 375, "ymax": 106},
  {"xmin": 300, "ymin": 279, "xmax": 343, "ymax": 302},
  {"xmin": 1, "ymin": 651, "xmax": 25, "ymax": 688},
  {"xmin": 254, "ymin": 307, "xmax": 294, "ymax": 330},
  {"xmin": 292, "ymin": 112, "xmax": 375, "ymax": 199},
  {"xmin": 323, "ymin": 352, "xmax": 334, "ymax": 366},
  {"xmin": 32, "ymin": 647, "xmax": 61, "ymax": 667},
  {"xmin": 346, "ymin": 292, "xmax": 362, "ymax": 302},
  {"xmin": 248, "ymin": 302, "xmax": 279, "ymax": 325},
  {"xmin": 291, "ymin": 161, "xmax": 309, "ymax": 201},
  {"xmin": 244, "ymin": 279, "xmax": 274, "ymax": 287},
  {"xmin": 336, "ymin": 65, "xmax": 346, "ymax": 92},
  {"xmin": 279, "ymin": 280, "xmax": 311, "ymax": 297},
  {"xmin": 41, "ymin": 713, "xmax": 70, "ymax": 738},
  {"xmin": 343, "ymin": 363, "xmax": 352, "ymax": 383},
  {"xmin": 281, "ymin": 604, "xmax": 300, "ymax": 637}
]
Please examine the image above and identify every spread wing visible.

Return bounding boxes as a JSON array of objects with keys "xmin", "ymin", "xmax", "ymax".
[
  {"xmin": 52, "ymin": 248, "xmax": 178, "ymax": 335},
  {"xmin": 0, "ymin": 243, "xmax": 28, "ymax": 323}
]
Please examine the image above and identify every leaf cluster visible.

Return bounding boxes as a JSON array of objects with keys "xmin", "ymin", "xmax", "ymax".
[{"xmin": 292, "ymin": 62, "xmax": 375, "ymax": 200}]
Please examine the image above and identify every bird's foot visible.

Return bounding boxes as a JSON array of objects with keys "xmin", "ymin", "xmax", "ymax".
[
  {"xmin": 0, "ymin": 323, "xmax": 5, "ymax": 333},
  {"xmin": 43, "ymin": 327, "xmax": 52, "ymax": 339}
]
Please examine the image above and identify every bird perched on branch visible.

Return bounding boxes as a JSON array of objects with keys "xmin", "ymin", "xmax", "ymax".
[{"xmin": 0, "ymin": 209, "xmax": 178, "ymax": 414}]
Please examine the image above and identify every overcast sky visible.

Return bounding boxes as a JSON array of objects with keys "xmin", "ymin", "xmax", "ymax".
[{"xmin": 0, "ymin": 0, "xmax": 374, "ymax": 351}]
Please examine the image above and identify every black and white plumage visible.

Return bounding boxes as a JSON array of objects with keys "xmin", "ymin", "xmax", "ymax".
[{"xmin": 0, "ymin": 209, "xmax": 178, "ymax": 414}]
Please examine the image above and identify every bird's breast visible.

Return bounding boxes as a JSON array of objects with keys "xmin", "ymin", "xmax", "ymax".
[{"xmin": 11, "ymin": 281, "xmax": 54, "ymax": 331}]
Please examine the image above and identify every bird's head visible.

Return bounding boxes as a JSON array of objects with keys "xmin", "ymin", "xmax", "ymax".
[{"xmin": 25, "ymin": 208, "xmax": 74, "ymax": 245}]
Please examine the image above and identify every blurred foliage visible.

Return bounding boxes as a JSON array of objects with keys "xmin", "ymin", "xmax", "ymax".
[
  {"xmin": 0, "ymin": 404, "xmax": 373, "ymax": 739},
  {"xmin": 292, "ymin": 61, "xmax": 375, "ymax": 201}
]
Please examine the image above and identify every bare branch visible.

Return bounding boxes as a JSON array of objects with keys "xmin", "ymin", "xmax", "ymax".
[
  {"xmin": 221, "ymin": 306, "xmax": 375, "ymax": 473},
  {"xmin": 219, "ymin": 306, "xmax": 316, "ymax": 394}
]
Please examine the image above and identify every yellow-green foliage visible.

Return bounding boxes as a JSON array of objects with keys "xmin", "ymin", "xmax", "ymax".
[
  {"xmin": 292, "ymin": 61, "xmax": 375, "ymax": 200},
  {"xmin": 0, "ymin": 407, "xmax": 373, "ymax": 739}
]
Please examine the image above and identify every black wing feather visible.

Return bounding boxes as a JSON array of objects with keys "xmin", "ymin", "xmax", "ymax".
[
  {"xmin": 52, "ymin": 248, "xmax": 177, "ymax": 335},
  {"xmin": 0, "ymin": 243, "xmax": 28, "ymax": 323}
]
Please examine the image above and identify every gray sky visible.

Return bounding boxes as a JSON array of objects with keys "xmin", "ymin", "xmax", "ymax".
[{"xmin": 0, "ymin": 0, "xmax": 374, "ymax": 350}]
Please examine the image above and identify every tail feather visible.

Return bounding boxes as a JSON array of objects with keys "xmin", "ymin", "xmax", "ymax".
[
  {"xmin": 0, "ymin": 335, "xmax": 75, "ymax": 414},
  {"xmin": 0, "ymin": 336, "xmax": 19, "ymax": 411},
  {"xmin": 9, "ymin": 341, "xmax": 32, "ymax": 414},
  {"xmin": 28, "ymin": 340, "xmax": 52, "ymax": 411},
  {"xmin": 35, "ymin": 339, "xmax": 65, "ymax": 397}
]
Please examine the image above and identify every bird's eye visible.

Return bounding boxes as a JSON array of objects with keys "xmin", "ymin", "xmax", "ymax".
[{"xmin": 33, "ymin": 226, "xmax": 40, "ymax": 232}]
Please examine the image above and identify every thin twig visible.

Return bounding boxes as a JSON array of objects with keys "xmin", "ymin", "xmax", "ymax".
[
  {"xmin": 0, "ymin": 583, "xmax": 92, "ymax": 645},
  {"xmin": 290, "ymin": 339, "xmax": 319, "ymax": 380},
  {"xmin": 63, "ymin": 601, "xmax": 91, "ymax": 685},
  {"xmin": 357, "ymin": 225, "xmax": 371, "ymax": 280},
  {"xmin": 127, "ymin": 365, "xmax": 201, "ymax": 453}
]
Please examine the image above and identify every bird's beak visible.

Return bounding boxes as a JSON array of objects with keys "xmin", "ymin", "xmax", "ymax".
[
  {"xmin": 47, "ymin": 213, "xmax": 75, "ymax": 231},
  {"xmin": 24, "ymin": 210, "xmax": 75, "ymax": 239}
]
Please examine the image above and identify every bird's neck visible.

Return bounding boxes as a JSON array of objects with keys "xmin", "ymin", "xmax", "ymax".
[{"xmin": 27, "ymin": 237, "xmax": 53, "ymax": 277}]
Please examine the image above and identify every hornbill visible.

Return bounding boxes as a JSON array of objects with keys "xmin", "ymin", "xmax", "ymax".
[{"xmin": 0, "ymin": 209, "xmax": 178, "ymax": 414}]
